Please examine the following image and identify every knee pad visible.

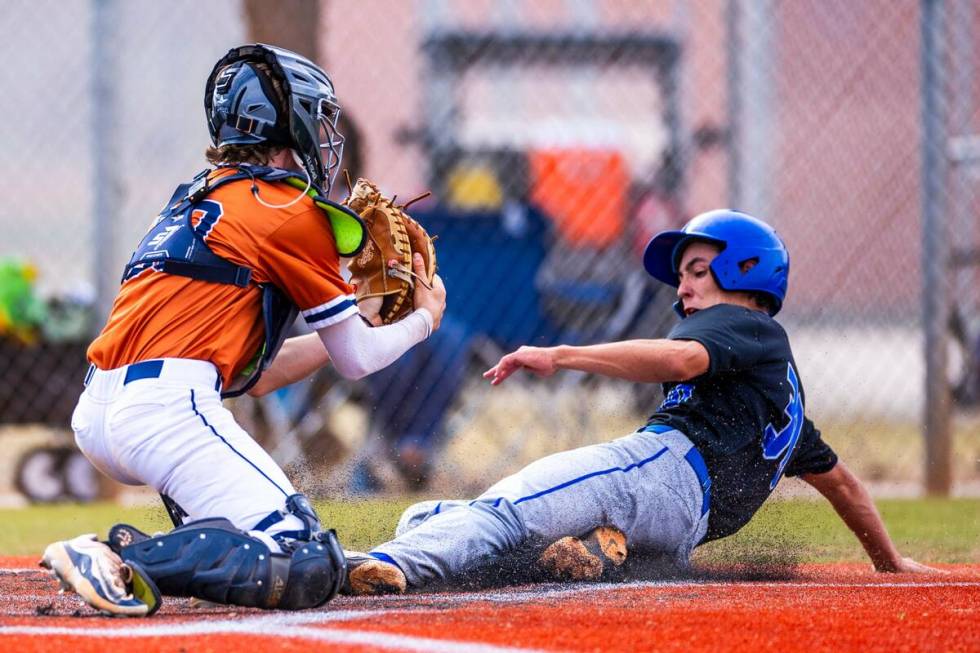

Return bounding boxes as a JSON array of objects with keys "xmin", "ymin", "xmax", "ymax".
[{"xmin": 279, "ymin": 529, "xmax": 347, "ymax": 609}]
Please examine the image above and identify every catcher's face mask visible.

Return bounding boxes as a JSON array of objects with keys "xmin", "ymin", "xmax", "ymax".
[{"xmin": 316, "ymin": 97, "xmax": 345, "ymax": 194}]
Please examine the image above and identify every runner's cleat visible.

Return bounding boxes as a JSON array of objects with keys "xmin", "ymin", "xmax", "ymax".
[
  {"xmin": 342, "ymin": 551, "xmax": 407, "ymax": 595},
  {"xmin": 537, "ymin": 526, "xmax": 628, "ymax": 581},
  {"xmin": 40, "ymin": 534, "xmax": 161, "ymax": 617}
]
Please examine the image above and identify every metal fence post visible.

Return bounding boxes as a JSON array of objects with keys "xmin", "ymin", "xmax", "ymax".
[
  {"xmin": 920, "ymin": 0, "xmax": 952, "ymax": 496},
  {"xmin": 92, "ymin": 0, "xmax": 121, "ymax": 326},
  {"xmin": 726, "ymin": 0, "xmax": 775, "ymax": 219},
  {"xmin": 725, "ymin": 0, "xmax": 741, "ymax": 209}
]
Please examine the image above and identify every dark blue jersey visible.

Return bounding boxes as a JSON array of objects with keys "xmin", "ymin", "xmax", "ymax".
[{"xmin": 646, "ymin": 303, "xmax": 837, "ymax": 542}]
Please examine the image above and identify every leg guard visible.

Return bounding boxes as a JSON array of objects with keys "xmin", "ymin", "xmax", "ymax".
[{"xmin": 119, "ymin": 518, "xmax": 346, "ymax": 610}]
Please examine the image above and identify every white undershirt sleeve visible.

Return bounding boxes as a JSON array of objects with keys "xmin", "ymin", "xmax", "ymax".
[{"xmin": 316, "ymin": 309, "xmax": 433, "ymax": 380}]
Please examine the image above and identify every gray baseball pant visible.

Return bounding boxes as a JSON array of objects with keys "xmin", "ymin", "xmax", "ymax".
[{"xmin": 372, "ymin": 427, "xmax": 710, "ymax": 587}]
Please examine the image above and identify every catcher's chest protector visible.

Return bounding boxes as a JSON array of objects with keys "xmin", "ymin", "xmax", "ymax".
[{"xmin": 122, "ymin": 167, "xmax": 301, "ymax": 397}]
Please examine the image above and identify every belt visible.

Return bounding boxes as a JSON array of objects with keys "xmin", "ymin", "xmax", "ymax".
[
  {"xmin": 644, "ymin": 423, "xmax": 712, "ymax": 517},
  {"xmin": 84, "ymin": 359, "xmax": 222, "ymax": 391},
  {"xmin": 85, "ymin": 359, "xmax": 164, "ymax": 386}
]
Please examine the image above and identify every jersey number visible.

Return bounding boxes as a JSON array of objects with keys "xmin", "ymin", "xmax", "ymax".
[
  {"xmin": 660, "ymin": 383, "xmax": 693, "ymax": 410},
  {"xmin": 761, "ymin": 363, "xmax": 804, "ymax": 490},
  {"xmin": 190, "ymin": 199, "xmax": 224, "ymax": 238}
]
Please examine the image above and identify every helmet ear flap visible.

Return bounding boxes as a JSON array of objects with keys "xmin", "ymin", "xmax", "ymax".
[
  {"xmin": 712, "ymin": 243, "xmax": 787, "ymax": 315},
  {"xmin": 737, "ymin": 256, "xmax": 760, "ymax": 274},
  {"xmin": 207, "ymin": 60, "xmax": 288, "ymax": 146}
]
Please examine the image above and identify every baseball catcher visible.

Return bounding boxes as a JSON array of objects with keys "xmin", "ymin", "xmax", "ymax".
[{"xmin": 39, "ymin": 43, "xmax": 445, "ymax": 616}]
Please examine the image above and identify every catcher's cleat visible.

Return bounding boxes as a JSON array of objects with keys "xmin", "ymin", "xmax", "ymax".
[
  {"xmin": 39, "ymin": 534, "xmax": 161, "ymax": 617},
  {"xmin": 342, "ymin": 551, "xmax": 406, "ymax": 596},
  {"xmin": 537, "ymin": 526, "xmax": 628, "ymax": 582}
]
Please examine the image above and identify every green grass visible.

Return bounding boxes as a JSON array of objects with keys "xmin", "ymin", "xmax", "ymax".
[
  {"xmin": 3, "ymin": 498, "xmax": 978, "ymax": 564},
  {"xmin": 695, "ymin": 498, "xmax": 980, "ymax": 565}
]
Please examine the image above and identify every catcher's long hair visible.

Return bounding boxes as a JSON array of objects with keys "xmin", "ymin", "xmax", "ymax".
[{"xmin": 204, "ymin": 62, "xmax": 288, "ymax": 167}]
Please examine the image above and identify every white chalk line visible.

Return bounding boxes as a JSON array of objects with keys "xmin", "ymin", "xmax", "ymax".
[
  {"xmin": 0, "ymin": 608, "xmax": 546, "ymax": 653},
  {"xmin": 0, "ymin": 625, "xmax": 545, "ymax": 653}
]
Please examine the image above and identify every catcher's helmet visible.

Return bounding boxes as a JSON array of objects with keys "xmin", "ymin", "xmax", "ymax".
[
  {"xmin": 643, "ymin": 209, "xmax": 790, "ymax": 316},
  {"xmin": 205, "ymin": 44, "xmax": 344, "ymax": 193}
]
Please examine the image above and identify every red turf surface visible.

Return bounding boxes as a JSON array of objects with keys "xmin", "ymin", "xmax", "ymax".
[{"xmin": 1, "ymin": 557, "xmax": 977, "ymax": 652}]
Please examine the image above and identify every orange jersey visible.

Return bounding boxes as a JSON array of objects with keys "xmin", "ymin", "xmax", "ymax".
[{"xmin": 88, "ymin": 169, "xmax": 356, "ymax": 386}]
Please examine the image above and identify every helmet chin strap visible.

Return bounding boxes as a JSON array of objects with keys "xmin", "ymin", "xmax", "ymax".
[{"xmin": 250, "ymin": 150, "xmax": 313, "ymax": 209}]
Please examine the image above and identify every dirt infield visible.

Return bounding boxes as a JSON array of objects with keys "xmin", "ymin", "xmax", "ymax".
[{"xmin": 1, "ymin": 556, "xmax": 978, "ymax": 652}]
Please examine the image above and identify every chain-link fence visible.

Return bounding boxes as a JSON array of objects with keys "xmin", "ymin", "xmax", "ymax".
[{"xmin": 1, "ymin": 0, "xmax": 977, "ymax": 501}]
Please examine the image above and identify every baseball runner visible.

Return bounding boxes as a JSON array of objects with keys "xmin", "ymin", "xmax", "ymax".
[
  {"xmin": 344, "ymin": 210, "xmax": 938, "ymax": 595},
  {"xmin": 39, "ymin": 44, "xmax": 446, "ymax": 616}
]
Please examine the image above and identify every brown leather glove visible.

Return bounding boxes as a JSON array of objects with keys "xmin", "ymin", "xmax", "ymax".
[{"xmin": 345, "ymin": 178, "xmax": 436, "ymax": 324}]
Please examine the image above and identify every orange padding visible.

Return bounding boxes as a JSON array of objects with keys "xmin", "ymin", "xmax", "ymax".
[{"xmin": 529, "ymin": 148, "xmax": 629, "ymax": 248}]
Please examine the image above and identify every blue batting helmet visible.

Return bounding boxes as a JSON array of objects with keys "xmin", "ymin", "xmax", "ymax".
[{"xmin": 643, "ymin": 209, "xmax": 790, "ymax": 316}]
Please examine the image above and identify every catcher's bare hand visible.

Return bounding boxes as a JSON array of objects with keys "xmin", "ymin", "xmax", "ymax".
[
  {"xmin": 412, "ymin": 253, "xmax": 445, "ymax": 331},
  {"xmin": 874, "ymin": 557, "xmax": 948, "ymax": 575},
  {"xmin": 483, "ymin": 346, "xmax": 559, "ymax": 386}
]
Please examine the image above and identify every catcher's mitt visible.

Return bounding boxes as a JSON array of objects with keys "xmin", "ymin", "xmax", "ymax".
[{"xmin": 345, "ymin": 177, "xmax": 436, "ymax": 325}]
